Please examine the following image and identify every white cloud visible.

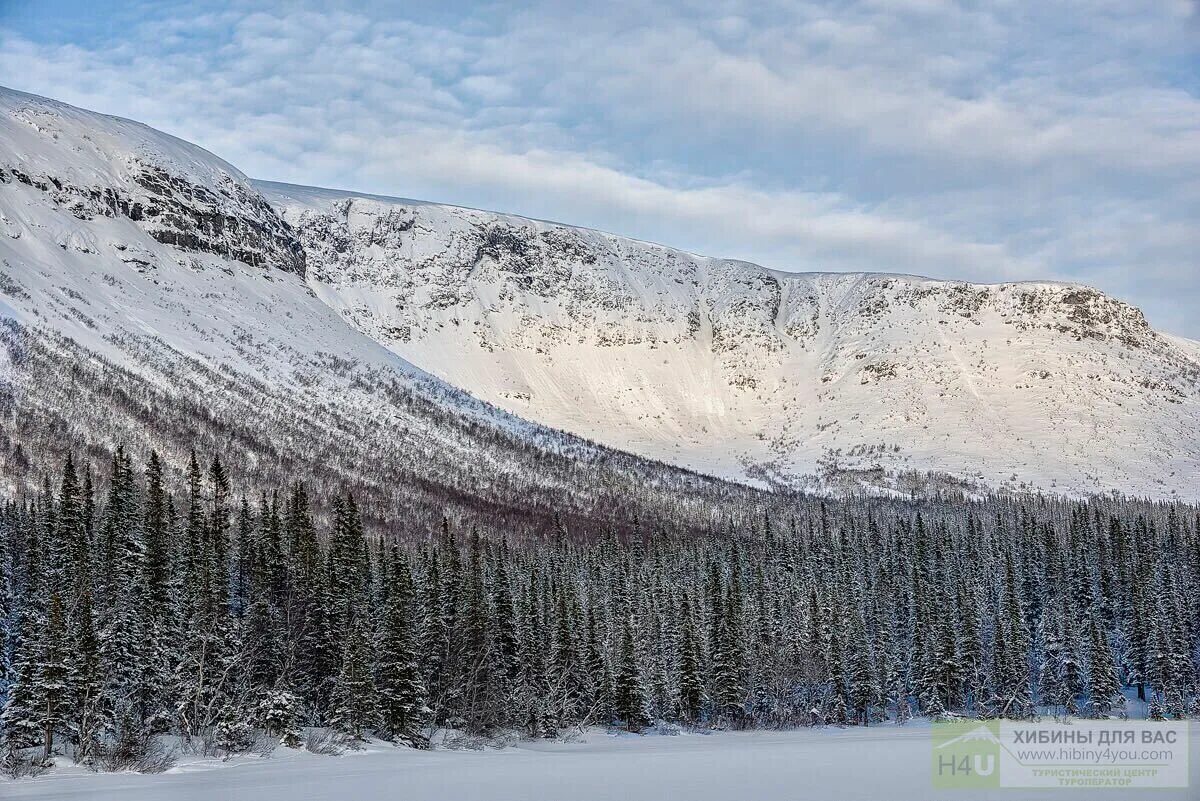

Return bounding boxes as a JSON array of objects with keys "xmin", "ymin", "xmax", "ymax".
[{"xmin": 456, "ymin": 75, "xmax": 516, "ymax": 103}]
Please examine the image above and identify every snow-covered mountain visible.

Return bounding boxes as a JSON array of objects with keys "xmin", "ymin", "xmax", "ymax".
[
  {"xmin": 261, "ymin": 183, "xmax": 1200, "ymax": 499},
  {"xmin": 1, "ymin": 86, "xmax": 1197, "ymax": 503},
  {"xmin": 0, "ymin": 86, "xmax": 754, "ymax": 533}
]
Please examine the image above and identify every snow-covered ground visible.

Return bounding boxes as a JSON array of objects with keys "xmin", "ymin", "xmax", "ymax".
[{"xmin": 5, "ymin": 724, "xmax": 1197, "ymax": 801}]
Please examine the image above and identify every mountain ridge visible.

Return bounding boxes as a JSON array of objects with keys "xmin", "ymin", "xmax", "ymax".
[
  {"xmin": 258, "ymin": 181, "xmax": 1200, "ymax": 499},
  {"xmin": 0, "ymin": 85, "xmax": 762, "ymax": 535},
  {"xmin": 255, "ymin": 178, "xmax": 1101, "ymax": 296},
  {"xmin": 2, "ymin": 86, "xmax": 1198, "ymax": 501}
]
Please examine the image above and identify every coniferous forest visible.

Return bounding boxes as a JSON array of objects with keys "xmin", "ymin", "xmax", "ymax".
[{"xmin": 1, "ymin": 446, "xmax": 1198, "ymax": 774}]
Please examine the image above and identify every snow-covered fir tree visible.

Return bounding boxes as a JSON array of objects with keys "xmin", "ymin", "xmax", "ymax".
[{"xmin": 0, "ymin": 445, "xmax": 1196, "ymax": 769}]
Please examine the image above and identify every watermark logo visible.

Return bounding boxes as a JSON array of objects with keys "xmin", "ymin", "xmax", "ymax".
[
  {"xmin": 932, "ymin": 719, "xmax": 1190, "ymax": 790},
  {"xmin": 932, "ymin": 720, "xmax": 1003, "ymax": 789}
]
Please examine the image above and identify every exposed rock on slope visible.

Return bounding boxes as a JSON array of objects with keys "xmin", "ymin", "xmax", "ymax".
[
  {"xmin": 2, "ymin": 85, "xmax": 1196, "ymax": 504},
  {"xmin": 0, "ymin": 87, "xmax": 762, "ymax": 534},
  {"xmin": 261, "ymin": 183, "xmax": 1200, "ymax": 499},
  {"xmin": 0, "ymin": 89, "xmax": 305, "ymax": 274}
]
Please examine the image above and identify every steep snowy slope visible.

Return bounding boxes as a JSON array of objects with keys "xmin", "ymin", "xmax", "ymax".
[
  {"xmin": 261, "ymin": 183, "xmax": 1200, "ymax": 499},
  {"xmin": 2, "ymin": 86, "xmax": 1195, "ymax": 503},
  {"xmin": 0, "ymin": 87, "xmax": 759, "ymax": 533}
]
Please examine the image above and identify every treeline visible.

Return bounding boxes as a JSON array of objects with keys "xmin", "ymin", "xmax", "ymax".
[
  {"xmin": 0, "ymin": 447, "xmax": 1198, "ymax": 770},
  {"xmin": 0, "ymin": 322, "xmax": 765, "ymax": 541}
]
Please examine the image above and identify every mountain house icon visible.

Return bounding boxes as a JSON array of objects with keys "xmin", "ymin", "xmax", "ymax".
[{"xmin": 936, "ymin": 724, "xmax": 1002, "ymax": 749}]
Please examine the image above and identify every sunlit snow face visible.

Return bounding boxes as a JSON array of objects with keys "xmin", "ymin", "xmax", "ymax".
[
  {"xmin": 3, "ymin": 76, "xmax": 1199, "ymax": 501},
  {"xmin": 3, "ymin": 0, "xmax": 1199, "ymax": 336}
]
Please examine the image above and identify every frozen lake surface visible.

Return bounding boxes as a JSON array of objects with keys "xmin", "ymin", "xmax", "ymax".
[{"xmin": 4, "ymin": 723, "xmax": 1197, "ymax": 801}]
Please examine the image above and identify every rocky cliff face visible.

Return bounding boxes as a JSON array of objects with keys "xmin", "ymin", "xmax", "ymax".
[
  {"xmin": 0, "ymin": 89, "xmax": 305, "ymax": 275},
  {"xmin": 261, "ymin": 183, "xmax": 1200, "ymax": 499}
]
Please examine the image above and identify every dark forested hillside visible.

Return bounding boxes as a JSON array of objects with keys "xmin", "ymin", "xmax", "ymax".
[
  {"xmin": 0, "ymin": 322, "xmax": 770, "ymax": 540},
  {"xmin": 1, "ymin": 446, "xmax": 1196, "ymax": 771}
]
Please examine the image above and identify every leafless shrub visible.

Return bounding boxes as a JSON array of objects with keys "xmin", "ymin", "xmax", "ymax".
[
  {"xmin": 439, "ymin": 730, "xmax": 489, "ymax": 750},
  {"xmin": 251, "ymin": 731, "xmax": 280, "ymax": 759},
  {"xmin": 303, "ymin": 729, "xmax": 349, "ymax": 756},
  {"xmin": 1, "ymin": 747, "xmax": 51, "ymax": 779},
  {"xmin": 94, "ymin": 729, "xmax": 177, "ymax": 774}
]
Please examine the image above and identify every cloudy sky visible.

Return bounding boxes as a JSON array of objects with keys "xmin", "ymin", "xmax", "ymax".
[{"xmin": 2, "ymin": 0, "xmax": 1198, "ymax": 335}]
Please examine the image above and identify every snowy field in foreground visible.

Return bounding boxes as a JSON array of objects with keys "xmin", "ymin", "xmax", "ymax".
[{"xmin": 4, "ymin": 723, "xmax": 1197, "ymax": 801}]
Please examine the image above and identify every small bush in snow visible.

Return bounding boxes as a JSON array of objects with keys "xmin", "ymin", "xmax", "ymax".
[
  {"xmin": 256, "ymin": 690, "xmax": 302, "ymax": 748},
  {"xmin": 303, "ymin": 729, "xmax": 349, "ymax": 756},
  {"xmin": 213, "ymin": 717, "xmax": 256, "ymax": 758},
  {"xmin": 251, "ymin": 731, "xmax": 280, "ymax": 759},
  {"xmin": 1, "ymin": 746, "xmax": 50, "ymax": 779},
  {"xmin": 439, "ymin": 731, "xmax": 489, "ymax": 751},
  {"xmin": 94, "ymin": 724, "xmax": 176, "ymax": 774}
]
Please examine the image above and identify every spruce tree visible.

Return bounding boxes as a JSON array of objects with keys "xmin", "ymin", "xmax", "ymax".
[
  {"xmin": 375, "ymin": 546, "xmax": 429, "ymax": 746},
  {"xmin": 330, "ymin": 618, "xmax": 377, "ymax": 739},
  {"xmin": 677, "ymin": 597, "xmax": 705, "ymax": 723},
  {"xmin": 1086, "ymin": 613, "xmax": 1123, "ymax": 718},
  {"xmin": 35, "ymin": 594, "xmax": 70, "ymax": 760},
  {"xmin": 847, "ymin": 609, "xmax": 879, "ymax": 725},
  {"xmin": 612, "ymin": 614, "xmax": 651, "ymax": 732},
  {"xmin": 1, "ymin": 611, "xmax": 42, "ymax": 751},
  {"xmin": 65, "ymin": 588, "xmax": 103, "ymax": 762},
  {"xmin": 710, "ymin": 595, "xmax": 744, "ymax": 726}
]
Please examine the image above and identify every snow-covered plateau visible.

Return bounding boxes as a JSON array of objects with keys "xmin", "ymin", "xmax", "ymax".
[{"xmin": 1, "ymin": 84, "xmax": 1198, "ymax": 505}]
